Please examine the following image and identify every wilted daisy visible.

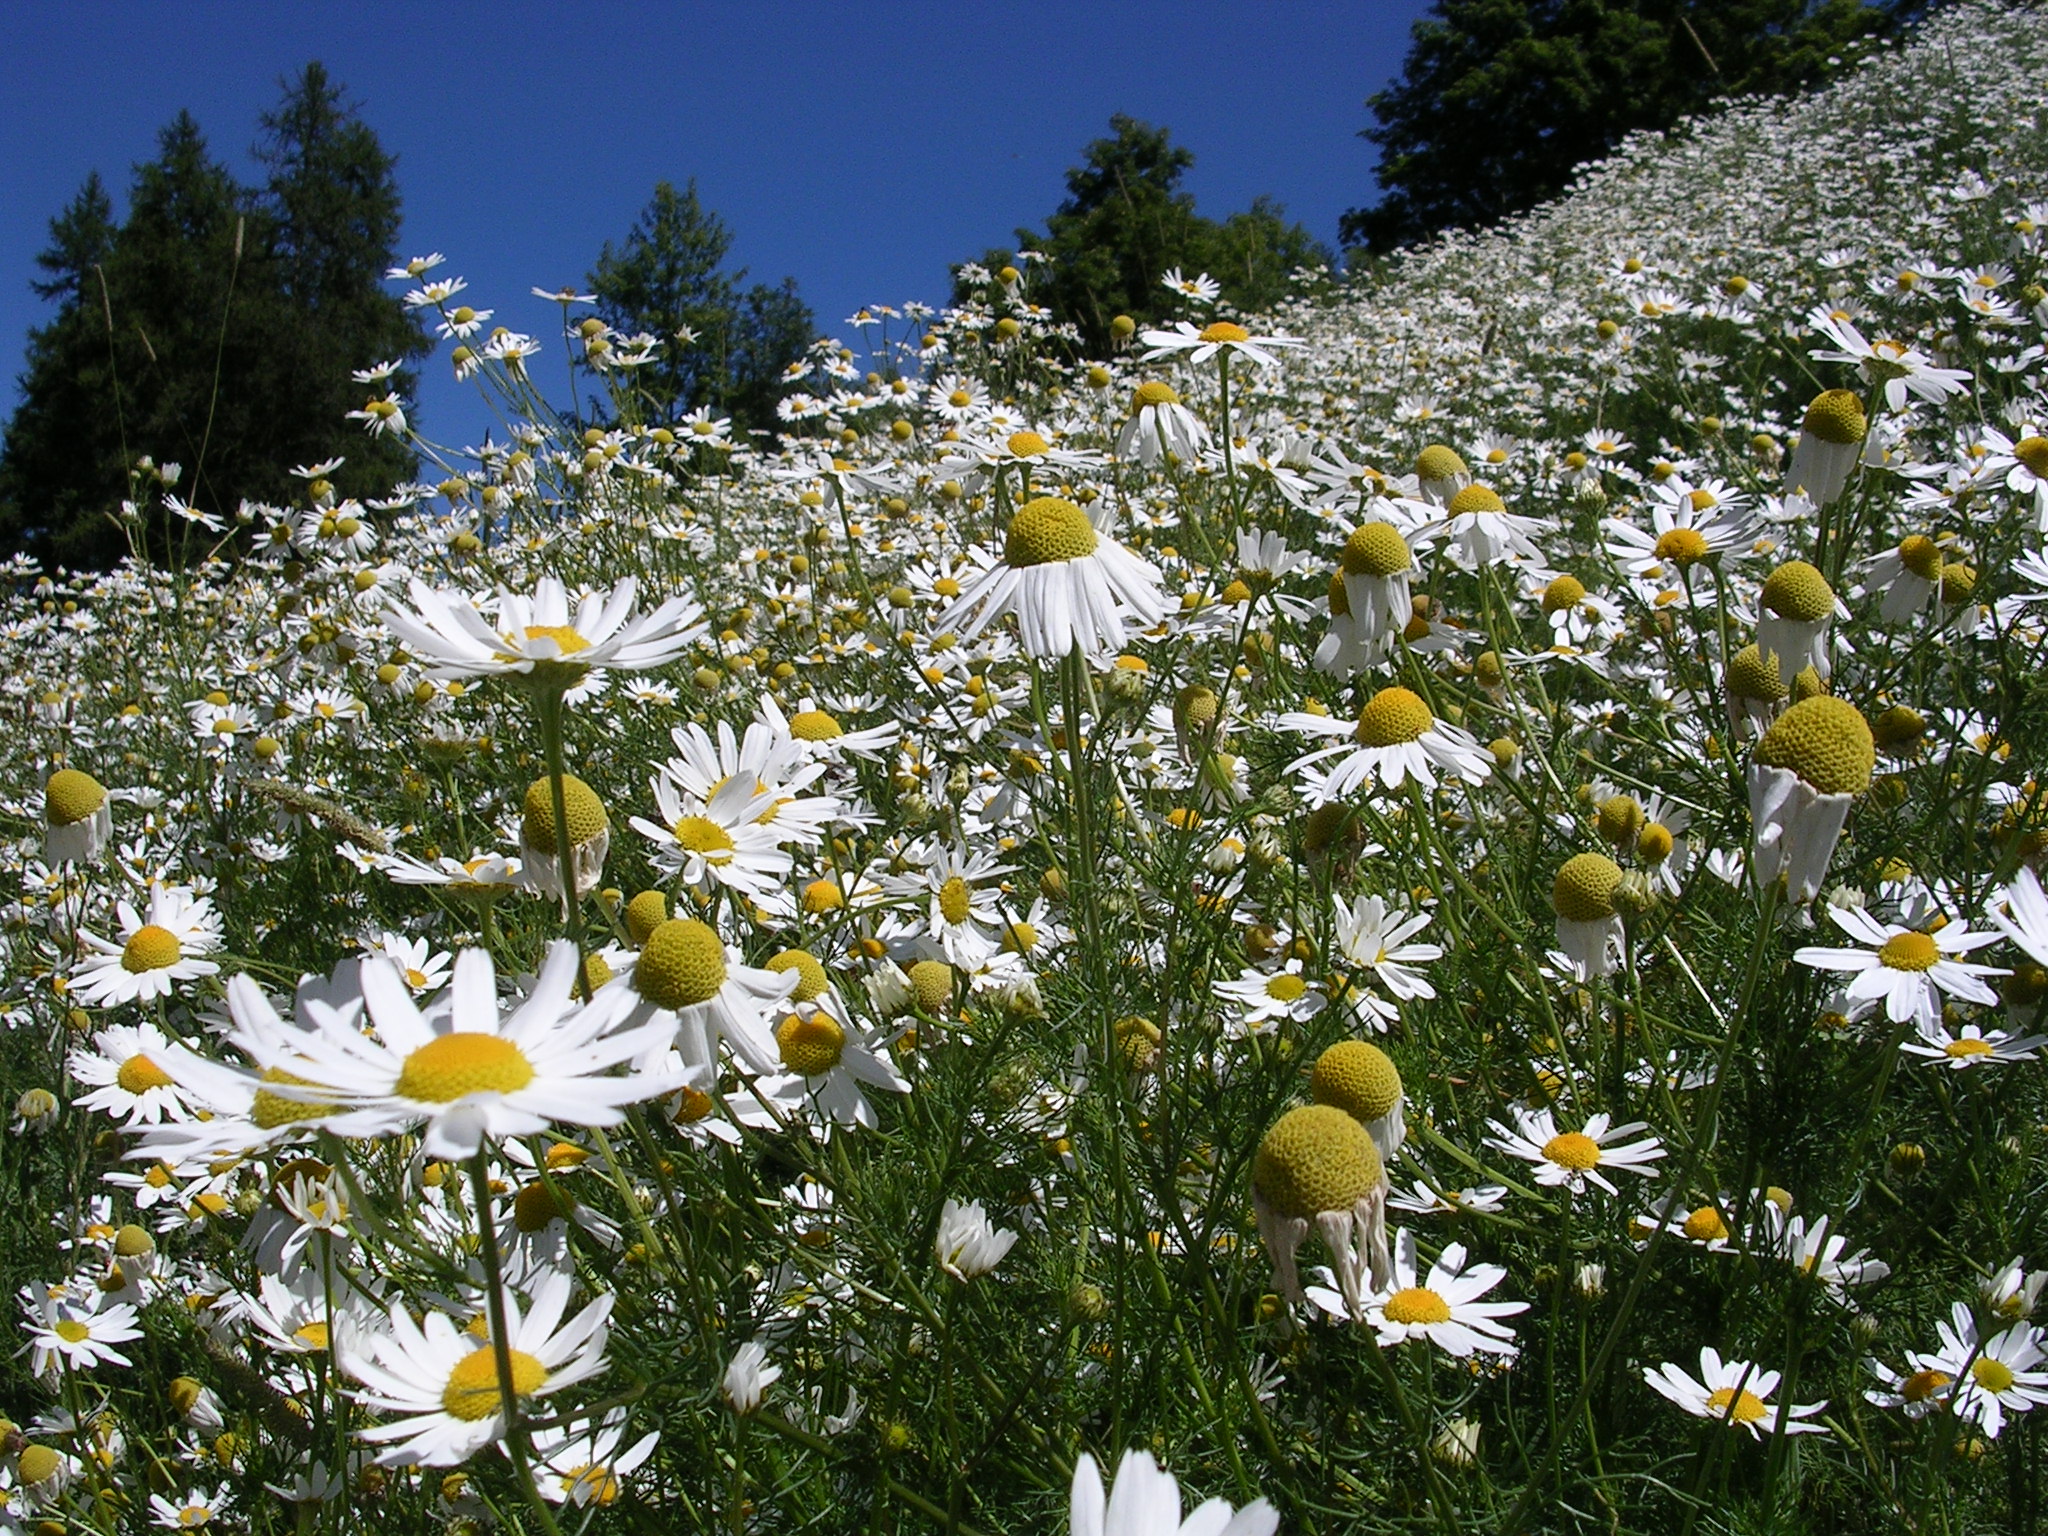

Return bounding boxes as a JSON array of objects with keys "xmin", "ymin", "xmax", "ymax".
[
  {"xmin": 379, "ymin": 575, "xmax": 705, "ymax": 687},
  {"xmin": 1068, "ymin": 1448, "xmax": 1277, "ymax": 1536},
  {"xmin": 722, "ymin": 1340, "xmax": 781, "ymax": 1415},
  {"xmin": 1423, "ymin": 483, "xmax": 1549, "ymax": 569},
  {"xmin": 1310, "ymin": 1040, "xmax": 1406, "ymax": 1161},
  {"xmin": 1551, "ymin": 852, "xmax": 1626, "ymax": 981},
  {"xmin": 342, "ymin": 1268, "xmax": 613, "ymax": 1465},
  {"xmin": 938, "ymin": 496, "xmax": 1167, "ymax": 660},
  {"xmin": 1749, "ymin": 696, "xmax": 1874, "ymax": 902},
  {"xmin": 1755, "ymin": 559, "xmax": 1841, "ymax": 683},
  {"xmin": 43, "ymin": 767, "xmax": 113, "ymax": 864},
  {"xmin": 68, "ymin": 885, "xmax": 222, "ymax": 1007},
  {"xmin": 1643, "ymin": 1347, "xmax": 1828, "ymax": 1439},
  {"xmin": 1792, "ymin": 906, "xmax": 2005, "ymax": 1027},
  {"xmin": 1281, "ymin": 686, "xmax": 1493, "ymax": 802},
  {"xmin": 1253, "ymin": 1104, "xmax": 1391, "ymax": 1321},
  {"xmin": 1322, "ymin": 1228, "xmax": 1526, "ymax": 1356},
  {"xmin": 1487, "ymin": 1108, "xmax": 1666, "ymax": 1196},
  {"xmin": 235, "ymin": 942, "xmax": 679, "ymax": 1160},
  {"xmin": 1116, "ymin": 381, "xmax": 1210, "ymax": 466}
]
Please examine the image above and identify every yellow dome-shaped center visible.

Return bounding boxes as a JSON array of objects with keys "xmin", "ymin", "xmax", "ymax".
[
  {"xmin": 1683, "ymin": 1206, "xmax": 1730, "ymax": 1243},
  {"xmin": 636, "ymin": 919, "xmax": 728, "ymax": 1009},
  {"xmin": 1897, "ymin": 534, "xmax": 1942, "ymax": 581},
  {"xmin": 1902, "ymin": 1368, "xmax": 1951, "ymax": 1403},
  {"xmin": 1004, "ymin": 497, "xmax": 1098, "ymax": 567},
  {"xmin": 117, "ymin": 1053, "xmax": 174, "ymax": 1094},
  {"xmin": 1198, "ymin": 321, "xmax": 1250, "ymax": 344},
  {"xmin": 1596, "ymin": 795, "xmax": 1644, "ymax": 846},
  {"xmin": 624, "ymin": 890, "xmax": 669, "ymax": 945},
  {"xmin": 788, "ymin": 709, "xmax": 843, "ymax": 741},
  {"xmin": 1382, "ymin": 1286, "xmax": 1452, "ymax": 1325},
  {"xmin": 396, "ymin": 1034, "xmax": 535, "ymax": 1102},
  {"xmin": 1944, "ymin": 1037, "xmax": 1995, "ymax": 1060},
  {"xmin": 1446, "ymin": 485, "xmax": 1505, "ymax": 517},
  {"xmin": 1754, "ymin": 697, "xmax": 1874, "ymax": 795},
  {"xmin": 519, "ymin": 624, "xmax": 589, "ymax": 656},
  {"xmin": 1543, "ymin": 575, "xmax": 1587, "ymax": 612},
  {"xmin": 1312, "ymin": 1040, "xmax": 1403, "ymax": 1123},
  {"xmin": 1342, "ymin": 522, "xmax": 1412, "ymax": 578},
  {"xmin": 522, "ymin": 775, "xmax": 608, "ymax": 848},
  {"xmin": 1132, "ymin": 381, "xmax": 1180, "ymax": 409},
  {"xmin": 776, "ymin": 1011, "xmax": 846, "ymax": 1075},
  {"xmin": 442, "ymin": 1346, "xmax": 547, "ymax": 1421},
  {"xmin": 1705, "ymin": 1387, "xmax": 1769, "ymax": 1424},
  {"xmin": 671, "ymin": 816, "xmax": 735, "ymax": 860},
  {"xmin": 1007, "ymin": 430, "xmax": 1050, "ymax": 458},
  {"xmin": 121, "ymin": 925, "xmax": 183, "ymax": 974},
  {"xmin": 1252, "ymin": 1103, "xmax": 1384, "ymax": 1220},
  {"xmin": 1414, "ymin": 444, "xmax": 1467, "ymax": 481},
  {"xmin": 937, "ymin": 876, "xmax": 973, "ymax": 926},
  {"xmin": 1761, "ymin": 560, "xmax": 1835, "ymax": 622},
  {"xmin": 1877, "ymin": 931, "xmax": 1939, "ymax": 971},
  {"xmin": 1802, "ymin": 390, "xmax": 1868, "ymax": 446},
  {"xmin": 1553, "ymin": 853, "xmax": 1624, "ymax": 922},
  {"xmin": 802, "ymin": 879, "xmax": 845, "ymax": 914},
  {"xmin": 1726, "ymin": 644, "xmax": 1785, "ymax": 702},
  {"xmin": 1653, "ymin": 527, "xmax": 1710, "ymax": 567},
  {"xmin": 908, "ymin": 959, "xmax": 954, "ymax": 1012},
  {"xmin": 1540, "ymin": 1131, "xmax": 1602, "ymax": 1170},
  {"xmin": 1687, "ymin": 489, "xmax": 1719, "ymax": 513},
  {"xmin": 1354, "ymin": 686, "xmax": 1433, "ymax": 747},
  {"xmin": 2015, "ymin": 435, "xmax": 2048, "ymax": 477},
  {"xmin": 1972, "ymin": 1357, "xmax": 2016, "ymax": 1394},
  {"xmin": 1264, "ymin": 973, "xmax": 1307, "ymax": 1003},
  {"xmin": 252, "ymin": 1067, "xmax": 336, "ymax": 1129},
  {"xmin": 45, "ymin": 768, "xmax": 107, "ymax": 826},
  {"xmin": 766, "ymin": 949, "xmax": 829, "ymax": 1002},
  {"xmin": 513, "ymin": 1180, "xmax": 576, "ymax": 1233},
  {"xmin": 1637, "ymin": 821, "xmax": 1675, "ymax": 864}
]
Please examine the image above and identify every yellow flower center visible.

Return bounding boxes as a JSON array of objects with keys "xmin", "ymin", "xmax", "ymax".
[
  {"xmin": 117, "ymin": 1053, "xmax": 174, "ymax": 1093},
  {"xmin": 1877, "ymin": 931, "xmax": 1939, "ymax": 971},
  {"xmin": 1198, "ymin": 321, "xmax": 1251, "ymax": 344},
  {"xmin": 1132, "ymin": 381, "xmax": 1180, "ymax": 409},
  {"xmin": 1761, "ymin": 560, "xmax": 1835, "ymax": 622},
  {"xmin": 765, "ymin": 949, "xmax": 829, "ymax": 1002},
  {"xmin": 938, "ymin": 876, "xmax": 973, "ymax": 925},
  {"xmin": 565, "ymin": 1464, "xmax": 622, "ymax": 1506},
  {"xmin": 1004, "ymin": 496, "xmax": 1098, "ymax": 567},
  {"xmin": 1754, "ymin": 697, "xmax": 1875, "ymax": 796},
  {"xmin": 788, "ymin": 709, "xmax": 843, "ymax": 741},
  {"xmin": 442, "ymin": 1347, "xmax": 547, "ymax": 1421},
  {"xmin": 802, "ymin": 879, "xmax": 845, "ymax": 914},
  {"xmin": 1972, "ymin": 1357, "xmax": 2017, "ymax": 1394},
  {"xmin": 513, "ymin": 1181, "xmax": 575, "ymax": 1233},
  {"xmin": 293, "ymin": 1321, "xmax": 331, "ymax": 1350},
  {"xmin": 1264, "ymin": 973, "xmax": 1307, "ymax": 1003},
  {"xmin": 1944, "ymin": 1037, "xmax": 1995, "ymax": 1059},
  {"xmin": 636, "ymin": 919, "xmax": 728, "ymax": 1009},
  {"xmin": 1312, "ymin": 1040, "xmax": 1402, "ymax": 1122},
  {"xmin": 674, "ymin": 1085, "xmax": 715, "ymax": 1123},
  {"xmin": 1652, "ymin": 527, "xmax": 1710, "ymax": 568},
  {"xmin": 776, "ymin": 1011, "xmax": 846, "ymax": 1075},
  {"xmin": 1705, "ymin": 1387, "xmax": 1769, "ymax": 1424},
  {"xmin": 1382, "ymin": 1286, "xmax": 1452, "ymax": 1325},
  {"xmin": 45, "ymin": 768, "xmax": 107, "ymax": 826},
  {"xmin": 252, "ymin": 1067, "xmax": 336, "ymax": 1129},
  {"xmin": 1540, "ymin": 1132, "xmax": 1602, "ymax": 1170},
  {"xmin": 1543, "ymin": 575, "xmax": 1587, "ymax": 613},
  {"xmin": 2013, "ymin": 435, "xmax": 2048, "ymax": 477},
  {"xmin": 1897, "ymin": 534, "xmax": 1943, "ymax": 581},
  {"xmin": 671, "ymin": 816, "xmax": 735, "ymax": 861},
  {"xmin": 395, "ymin": 1034, "xmax": 535, "ymax": 1102},
  {"xmin": 1007, "ymin": 430, "xmax": 1050, "ymax": 458},
  {"xmin": 1341, "ymin": 521, "xmax": 1411, "ymax": 578},
  {"xmin": 121, "ymin": 925, "xmax": 183, "ymax": 974},
  {"xmin": 1637, "ymin": 822, "xmax": 1675, "ymax": 864},
  {"xmin": 1902, "ymin": 1368, "xmax": 1951, "ymax": 1402},
  {"xmin": 1553, "ymin": 852, "xmax": 1624, "ymax": 922},
  {"xmin": 1353, "ymin": 686, "xmax": 1433, "ymax": 747},
  {"xmin": 1446, "ymin": 484, "xmax": 1505, "ymax": 517},
  {"xmin": 521, "ymin": 775, "xmax": 608, "ymax": 848},
  {"xmin": 1683, "ymin": 1206, "xmax": 1729, "ymax": 1243},
  {"xmin": 54, "ymin": 1319, "xmax": 91, "ymax": 1344},
  {"xmin": 908, "ymin": 959, "xmax": 954, "ymax": 1013},
  {"xmin": 1414, "ymin": 444, "xmax": 1467, "ymax": 481},
  {"xmin": 1687, "ymin": 488, "xmax": 1719, "ymax": 512},
  {"xmin": 1252, "ymin": 1103, "xmax": 1384, "ymax": 1220},
  {"xmin": 517, "ymin": 624, "xmax": 589, "ymax": 656}
]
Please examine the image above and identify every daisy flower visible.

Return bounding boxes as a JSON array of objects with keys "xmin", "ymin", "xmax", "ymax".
[
  {"xmin": 1419, "ymin": 483, "xmax": 1549, "ymax": 569},
  {"xmin": 934, "ymin": 1198, "xmax": 1019, "ymax": 1282},
  {"xmin": 736, "ymin": 1000, "xmax": 909, "ymax": 1137},
  {"xmin": 1643, "ymin": 1346, "xmax": 1828, "ymax": 1439},
  {"xmin": 603, "ymin": 918, "xmax": 796, "ymax": 1078},
  {"xmin": 630, "ymin": 769, "xmax": 793, "ymax": 900},
  {"xmin": 1899, "ymin": 1019, "xmax": 2047, "ymax": 1067},
  {"xmin": 1792, "ymin": 906, "xmax": 2005, "ymax": 1028},
  {"xmin": 233, "ymin": 942, "xmax": 680, "ymax": 1160},
  {"xmin": 1748, "ymin": 696, "xmax": 1874, "ymax": 903},
  {"xmin": 68, "ymin": 885, "xmax": 222, "ymax": 1007},
  {"xmin": 67, "ymin": 1020, "xmax": 209, "ymax": 1126},
  {"xmin": 939, "ymin": 496, "xmax": 1167, "ymax": 661},
  {"xmin": 148, "ymin": 1487, "xmax": 233, "ymax": 1530},
  {"xmin": 1315, "ymin": 1228, "xmax": 1526, "ymax": 1356},
  {"xmin": 1138, "ymin": 318, "xmax": 1303, "ymax": 370},
  {"xmin": 21, "ymin": 1287, "xmax": 143, "ymax": 1375},
  {"xmin": 1915, "ymin": 1304, "xmax": 2048, "ymax": 1438},
  {"xmin": 342, "ymin": 1268, "xmax": 614, "ymax": 1466},
  {"xmin": 1486, "ymin": 1108, "xmax": 1666, "ymax": 1196},
  {"xmin": 379, "ymin": 575, "xmax": 705, "ymax": 687},
  {"xmin": 1117, "ymin": 381, "xmax": 1210, "ymax": 466},
  {"xmin": 531, "ymin": 1409, "xmax": 659, "ymax": 1509},
  {"xmin": 722, "ymin": 1340, "xmax": 781, "ymax": 1414},
  {"xmin": 1215, "ymin": 959, "xmax": 1325, "ymax": 1036},
  {"xmin": 1765, "ymin": 1209, "xmax": 1891, "ymax": 1292},
  {"xmin": 1069, "ymin": 1448, "xmax": 1278, "ymax": 1536},
  {"xmin": 1280, "ymin": 686, "xmax": 1493, "ymax": 803},
  {"xmin": 1386, "ymin": 1178, "xmax": 1509, "ymax": 1217},
  {"xmin": 1331, "ymin": 893, "xmax": 1441, "ymax": 1024},
  {"xmin": 43, "ymin": 767, "xmax": 113, "ymax": 864},
  {"xmin": 1988, "ymin": 866, "xmax": 2048, "ymax": 966},
  {"xmin": 1601, "ymin": 494, "xmax": 1753, "ymax": 586},
  {"xmin": 1808, "ymin": 307, "xmax": 1972, "ymax": 412}
]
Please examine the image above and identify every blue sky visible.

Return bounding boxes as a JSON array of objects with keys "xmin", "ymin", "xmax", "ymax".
[{"xmin": 0, "ymin": 2, "xmax": 1434, "ymax": 448}]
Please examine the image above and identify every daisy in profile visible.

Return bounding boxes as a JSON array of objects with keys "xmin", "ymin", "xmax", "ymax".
[
  {"xmin": 1764, "ymin": 1209, "xmax": 1891, "ymax": 1293},
  {"xmin": 1900, "ymin": 1019, "xmax": 2047, "ymax": 1068},
  {"xmin": 1117, "ymin": 381, "xmax": 1210, "ymax": 467},
  {"xmin": 1069, "ymin": 1448, "xmax": 1277, "ymax": 1536},
  {"xmin": 379, "ymin": 575, "xmax": 704, "ymax": 687},
  {"xmin": 1643, "ymin": 1347, "xmax": 1828, "ymax": 1439},
  {"xmin": 1313, "ymin": 1228, "xmax": 1526, "ymax": 1356},
  {"xmin": 68, "ymin": 885, "xmax": 222, "ymax": 1007},
  {"xmin": 234, "ymin": 942, "xmax": 679, "ymax": 1160},
  {"xmin": 1138, "ymin": 317, "xmax": 1303, "ymax": 370},
  {"xmin": 342, "ymin": 1268, "xmax": 614, "ymax": 1466},
  {"xmin": 939, "ymin": 496, "xmax": 1167, "ymax": 661},
  {"xmin": 1280, "ymin": 686, "xmax": 1493, "ymax": 803},
  {"xmin": 1420, "ymin": 483, "xmax": 1549, "ymax": 569},
  {"xmin": 1487, "ymin": 1108, "xmax": 1666, "ymax": 1196},
  {"xmin": 1792, "ymin": 906, "xmax": 2004, "ymax": 1027},
  {"xmin": 531, "ymin": 1409, "xmax": 659, "ymax": 1510},
  {"xmin": 1989, "ymin": 866, "xmax": 2048, "ymax": 965},
  {"xmin": 1332, "ymin": 893, "xmax": 1440, "ymax": 1025}
]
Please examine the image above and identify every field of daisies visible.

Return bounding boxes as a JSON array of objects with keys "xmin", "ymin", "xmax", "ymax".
[{"xmin": 10, "ymin": 5, "xmax": 2048, "ymax": 1533}]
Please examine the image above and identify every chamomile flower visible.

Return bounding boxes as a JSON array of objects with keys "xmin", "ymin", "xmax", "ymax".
[
  {"xmin": 1068, "ymin": 1448, "xmax": 1278, "ymax": 1536},
  {"xmin": 631, "ymin": 770, "xmax": 792, "ymax": 900},
  {"xmin": 934, "ymin": 1198, "xmax": 1019, "ymax": 1281},
  {"xmin": 1332, "ymin": 893, "xmax": 1441, "ymax": 1022},
  {"xmin": 1321, "ymin": 1228, "xmax": 1526, "ymax": 1356},
  {"xmin": 1749, "ymin": 696, "xmax": 1874, "ymax": 902},
  {"xmin": 380, "ymin": 575, "xmax": 705, "ymax": 687},
  {"xmin": 341, "ymin": 1267, "xmax": 614, "ymax": 1466},
  {"xmin": 1117, "ymin": 381, "xmax": 1210, "ymax": 466},
  {"xmin": 1899, "ymin": 1019, "xmax": 2047, "ymax": 1067},
  {"xmin": 531, "ymin": 1410, "xmax": 659, "ymax": 1509},
  {"xmin": 68, "ymin": 1021, "xmax": 208, "ymax": 1126},
  {"xmin": 1988, "ymin": 866, "xmax": 2048, "ymax": 966},
  {"xmin": 68, "ymin": 885, "xmax": 222, "ymax": 1007},
  {"xmin": 1765, "ymin": 1209, "xmax": 1891, "ymax": 1292},
  {"xmin": 1792, "ymin": 906, "xmax": 2005, "ymax": 1027},
  {"xmin": 605, "ymin": 918, "xmax": 796, "ymax": 1078},
  {"xmin": 1487, "ymin": 1108, "xmax": 1666, "ymax": 1196},
  {"xmin": 1215, "ymin": 959, "xmax": 1325, "ymax": 1035},
  {"xmin": 1808, "ymin": 307, "xmax": 1972, "ymax": 411},
  {"xmin": 1917, "ymin": 1304, "xmax": 2048, "ymax": 1437},
  {"xmin": 21, "ymin": 1288, "xmax": 143, "ymax": 1375},
  {"xmin": 1281, "ymin": 686, "xmax": 1493, "ymax": 802},
  {"xmin": 1643, "ymin": 1347, "xmax": 1828, "ymax": 1438},
  {"xmin": 939, "ymin": 496, "xmax": 1168, "ymax": 661},
  {"xmin": 1138, "ymin": 318, "xmax": 1303, "ymax": 370}
]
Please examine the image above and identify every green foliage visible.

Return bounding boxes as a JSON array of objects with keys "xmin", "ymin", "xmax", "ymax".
[
  {"xmin": 1344, "ymin": 0, "xmax": 1920, "ymax": 252},
  {"xmin": 588, "ymin": 180, "xmax": 817, "ymax": 434},
  {"xmin": 961, "ymin": 115, "xmax": 1331, "ymax": 351},
  {"xmin": 0, "ymin": 66, "xmax": 426, "ymax": 569}
]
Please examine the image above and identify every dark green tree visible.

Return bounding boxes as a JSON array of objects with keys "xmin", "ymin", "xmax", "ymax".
[
  {"xmin": 1343, "ymin": 0, "xmax": 1923, "ymax": 252},
  {"xmin": 588, "ymin": 181, "xmax": 816, "ymax": 433},
  {"xmin": 0, "ymin": 68, "xmax": 424, "ymax": 568},
  {"xmin": 960, "ymin": 115, "xmax": 1330, "ymax": 354}
]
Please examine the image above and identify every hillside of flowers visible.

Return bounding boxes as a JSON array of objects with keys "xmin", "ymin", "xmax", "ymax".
[{"xmin": 7, "ymin": 4, "xmax": 2048, "ymax": 1531}]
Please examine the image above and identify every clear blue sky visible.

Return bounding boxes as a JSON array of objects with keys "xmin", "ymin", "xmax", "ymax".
[{"xmin": 0, "ymin": 2, "xmax": 1433, "ymax": 448}]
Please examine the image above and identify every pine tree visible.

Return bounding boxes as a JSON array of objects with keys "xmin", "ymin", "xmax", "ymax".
[
  {"xmin": 960, "ymin": 116, "xmax": 1329, "ymax": 353},
  {"xmin": 589, "ymin": 181, "xmax": 816, "ymax": 432}
]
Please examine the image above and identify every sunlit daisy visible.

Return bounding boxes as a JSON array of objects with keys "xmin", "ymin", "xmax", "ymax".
[
  {"xmin": 1643, "ymin": 1347, "xmax": 1828, "ymax": 1439},
  {"xmin": 68, "ymin": 885, "xmax": 222, "ymax": 1007},
  {"xmin": 1486, "ymin": 1108, "xmax": 1666, "ymax": 1196},
  {"xmin": 1792, "ymin": 906, "xmax": 2005, "ymax": 1027},
  {"xmin": 939, "ymin": 496, "xmax": 1168, "ymax": 661},
  {"xmin": 1281, "ymin": 686, "xmax": 1493, "ymax": 802},
  {"xmin": 380, "ymin": 575, "xmax": 705, "ymax": 687}
]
